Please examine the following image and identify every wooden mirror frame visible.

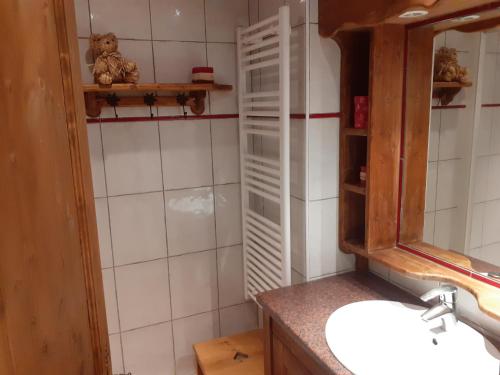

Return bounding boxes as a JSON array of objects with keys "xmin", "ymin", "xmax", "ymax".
[
  {"xmin": 398, "ymin": 3, "xmax": 500, "ymax": 301},
  {"xmin": 319, "ymin": 0, "xmax": 500, "ymax": 319}
]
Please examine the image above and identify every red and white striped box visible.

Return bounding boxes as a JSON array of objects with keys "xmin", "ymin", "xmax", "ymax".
[{"xmin": 192, "ymin": 67, "xmax": 214, "ymax": 83}]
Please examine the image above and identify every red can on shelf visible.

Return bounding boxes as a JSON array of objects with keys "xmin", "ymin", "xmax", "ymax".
[{"xmin": 354, "ymin": 96, "xmax": 369, "ymax": 129}]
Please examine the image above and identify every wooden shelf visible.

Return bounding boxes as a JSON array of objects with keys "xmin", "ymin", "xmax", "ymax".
[
  {"xmin": 82, "ymin": 82, "xmax": 233, "ymax": 117},
  {"xmin": 82, "ymin": 82, "xmax": 233, "ymax": 93},
  {"xmin": 343, "ymin": 238, "xmax": 367, "ymax": 256},
  {"xmin": 432, "ymin": 81, "xmax": 472, "ymax": 105},
  {"xmin": 344, "ymin": 127, "xmax": 368, "ymax": 136},
  {"xmin": 343, "ymin": 182, "xmax": 366, "ymax": 195},
  {"xmin": 432, "ymin": 81, "xmax": 472, "ymax": 89}
]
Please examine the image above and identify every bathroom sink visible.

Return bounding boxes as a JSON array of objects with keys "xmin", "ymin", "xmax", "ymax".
[{"xmin": 325, "ymin": 300, "xmax": 500, "ymax": 375}]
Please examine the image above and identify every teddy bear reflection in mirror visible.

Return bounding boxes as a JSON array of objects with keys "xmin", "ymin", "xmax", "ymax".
[{"xmin": 90, "ymin": 33, "xmax": 139, "ymax": 85}]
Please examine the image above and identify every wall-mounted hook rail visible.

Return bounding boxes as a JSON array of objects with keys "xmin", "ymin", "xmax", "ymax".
[
  {"xmin": 83, "ymin": 83, "xmax": 232, "ymax": 118},
  {"xmin": 143, "ymin": 93, "xmax": 157, "ymax": 118}
]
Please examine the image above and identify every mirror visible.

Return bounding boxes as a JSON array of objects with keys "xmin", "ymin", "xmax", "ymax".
[{"xmin": 400, "ymin": 8, "xmax": 500, "ymax": 283}]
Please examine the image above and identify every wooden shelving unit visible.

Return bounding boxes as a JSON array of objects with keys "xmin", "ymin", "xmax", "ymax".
[
  {"xmin": 344, "ymin": 128, "xmax": 368, "ymax": 136},
  {"xmin": 337, "ymin": 30, "xmax": 370, "ymax": 255},
  {"xmin": 337, "ymin": 25, "xmax": 405, "ymax": 261},
  {"xmin": 343, "ymin": 182, "xmax": 366, "ymax": 195},
  {"xmin": 83, "ymin": 82, "xmax": 233, "ymax": 117}
]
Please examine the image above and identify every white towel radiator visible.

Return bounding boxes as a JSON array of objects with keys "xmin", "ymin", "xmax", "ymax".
[{"xmin": 237, "ymin": 6, "xmax": 291, "ymax": 301}]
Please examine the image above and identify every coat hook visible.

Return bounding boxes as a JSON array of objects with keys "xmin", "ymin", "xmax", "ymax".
[
  {"xmin": 106, "ymin": 93, "xmax": 120, "ymax": 118},
  {"xmin": 176, "ymin": 93, "xmax": 188, "ymax": 119},
  {"xmin": 144, "ymin": 93, "xmax": 157, "ymax": 118}
]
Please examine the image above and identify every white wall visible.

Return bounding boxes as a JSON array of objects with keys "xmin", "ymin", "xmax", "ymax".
[{"xmin": 75, "ymin": 1, "xmax": 256, "ymax": 374}]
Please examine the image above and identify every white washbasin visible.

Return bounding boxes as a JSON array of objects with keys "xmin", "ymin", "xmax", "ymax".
[{"xmin": 325, "ymin": 300, "xmax": 500, "ymax": 375}]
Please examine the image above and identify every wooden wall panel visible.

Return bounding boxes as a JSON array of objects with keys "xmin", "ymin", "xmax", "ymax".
[
  {"xmin": 399, "ymin": 27, "xmax": 435, "ymax": 244},
  {"xmin": 366, "ymin": 24, "xmax": 406, "ymax": 251},
  {"xmin": 0, "ymin": 0, "xmax": 109, "ymax": 373}
]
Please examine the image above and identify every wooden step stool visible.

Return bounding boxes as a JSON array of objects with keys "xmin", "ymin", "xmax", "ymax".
[{"xmin": 194, "ymin": 329, "xmax": 264, "ymax": 375}]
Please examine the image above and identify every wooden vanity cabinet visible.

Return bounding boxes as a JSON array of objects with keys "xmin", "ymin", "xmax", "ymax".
[{"xmin": 264, "ymin": 313, "xmax": 332, "ymax": 375}]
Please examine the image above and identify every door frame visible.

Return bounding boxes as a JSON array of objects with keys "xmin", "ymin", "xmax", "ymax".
[{"xmin": 53, "ymin": 0, "xmax": 111, "ymax": 373}]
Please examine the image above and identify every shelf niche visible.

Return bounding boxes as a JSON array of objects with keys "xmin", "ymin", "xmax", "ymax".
[
  {"xmin": 338, "ymin": 29, "xmax": 370, "ymax": 255},
  {"xmin": 83, "ymin": 82, "xmax": 233, "ymax": 118},
  {"xmin": 337, "ymin": 24, "xmax": 405, "ymax": 258}
]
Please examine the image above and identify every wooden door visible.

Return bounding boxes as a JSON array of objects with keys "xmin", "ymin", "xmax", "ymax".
[{"xmin": 0, "ymin": 0, "xmax": 110, "ymax": 374}]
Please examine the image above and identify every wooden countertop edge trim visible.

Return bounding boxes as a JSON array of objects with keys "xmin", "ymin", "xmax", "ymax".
[
  {"xmin": 369, "ymin": 247, "xmax": 500, "ymax": 320},
  {"xmin": 261, "ymin": 308, "xmax": 341, "ymax": 375}
]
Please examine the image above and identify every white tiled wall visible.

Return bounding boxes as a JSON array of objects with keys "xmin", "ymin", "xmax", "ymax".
[{"xmin": 77, "ymin": 1, "xmax": 258, "ymax": 374}]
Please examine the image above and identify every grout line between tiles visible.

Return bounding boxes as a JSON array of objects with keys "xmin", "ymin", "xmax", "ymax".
[
  {"xmin": 203, "ymin": 0, "xmax": 222, "ymax": 338},
  {"xmin": 120, "ymin": 299, "xmax": 250, "ymax": 336},
  {"xmin": 108, "ymin": 243, "xmax": 243, "ymax": 270},
  {"xmin": 98, "ymin": 122, "xmax": 126, "ymax": 372},
  {"xmin": 102, "ymin": 181, "xmax": 241, "ymax": 200}
]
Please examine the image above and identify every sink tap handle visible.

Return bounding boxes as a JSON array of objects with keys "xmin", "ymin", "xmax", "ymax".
[{"xmin": 420, "ymin": 285, "xmax": 457, "ymax": 303}]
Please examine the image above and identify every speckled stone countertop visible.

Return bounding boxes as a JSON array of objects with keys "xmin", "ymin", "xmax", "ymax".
[{"xmin": 257, "ymin": 272, "xmax": 424, "ymax": 375}]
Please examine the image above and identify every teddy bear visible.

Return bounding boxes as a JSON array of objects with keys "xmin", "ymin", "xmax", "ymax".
[
  {"xmin": 90, "ymin": 33, "xmax": 139, "ymax": 85},
  {"xmin": 434, "ymin": 47, "xmax": 468, "ymax": 83}
]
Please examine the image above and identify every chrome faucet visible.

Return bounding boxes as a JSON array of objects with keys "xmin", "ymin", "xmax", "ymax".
[{"xmin": 420, "ymin": 285, "xmax": 457, "ymax": 330}]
